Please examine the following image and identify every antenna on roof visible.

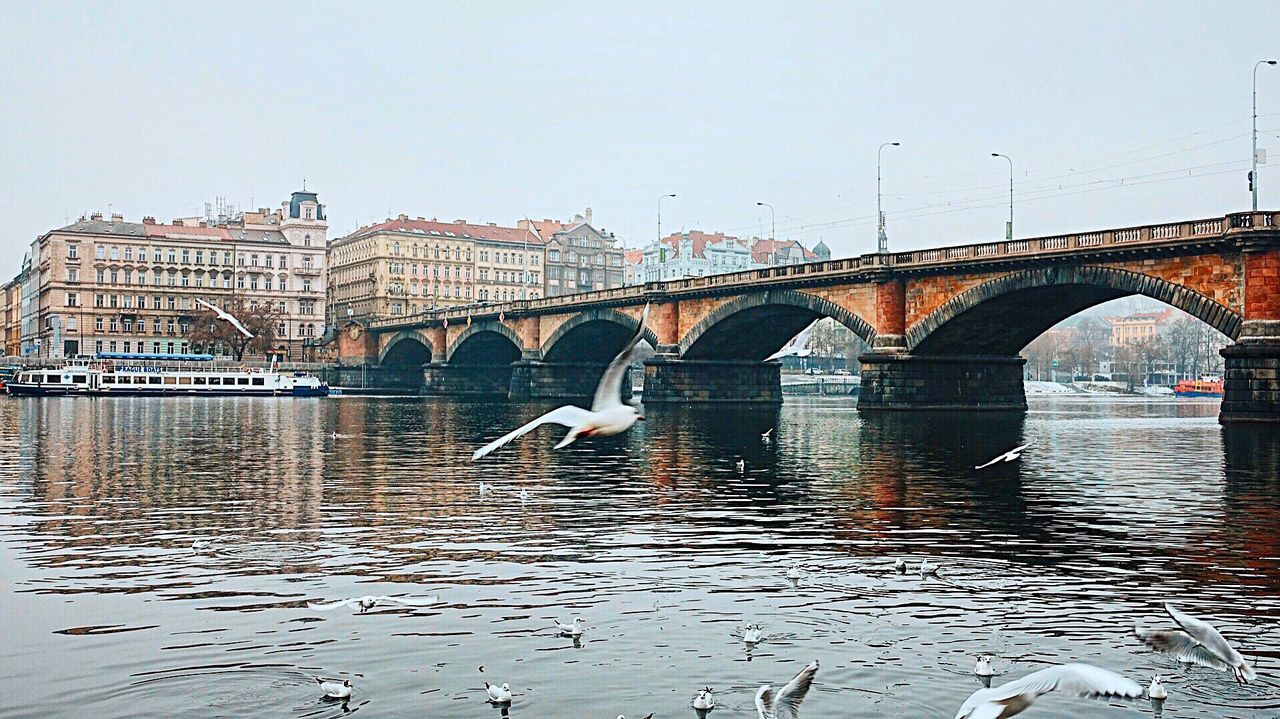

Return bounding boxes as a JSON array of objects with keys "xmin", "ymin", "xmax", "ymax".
[{"xmin": 302, "ymin": 176, "xmax": 307, "ymax": 191}]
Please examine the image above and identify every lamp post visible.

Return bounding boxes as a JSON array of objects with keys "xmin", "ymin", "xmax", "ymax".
[
  {"xmin": 991, "ymin": 153, "xmax": 1013, "ymax": 239},
  {"xmin": 1253, "ymin": 59, "xmax": 1277, "ymax": 211},
  {"xmin": 756, "ymin": 201, "xmax": 775, "ymax": 241},
  {"xmin": 657, "ymin": 193, "xmax": 676, "ymax": 243},
  {"xmin": 877, "ymin": 142, "xmax": 900, "ymax": 254}
]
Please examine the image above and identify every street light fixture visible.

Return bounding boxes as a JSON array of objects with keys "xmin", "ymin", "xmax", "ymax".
[
  {"xmin": 756, "ymin": 201, "xmax": 775, "ymax": 241},
  {"xmin": 877, "ymin": 142, "xmax": 900, "ymax": 254},
  {"xmin": 991, "ymin": 153, "xmax": 1014, "ymax": 239},
  {"xmin": 1253, "ymin": 60, "xmax": 1277, "ymax": 211},
  {"xmin": 657, "ymin": 193, "xmax": 676, "ymax": 243}
]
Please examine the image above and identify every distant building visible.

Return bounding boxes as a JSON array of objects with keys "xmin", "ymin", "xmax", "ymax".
[
  {"xmin": 752, "ymin": 238, "xmax": 819, "ymax": 266},
  {"xmin": 1106, "ymin": 308, "xmax": 1177, "ymax": 346},
  {"xmin": 521, "ymin": 209, "xmax": 624, "ymax": 296},
  {"xmin": 638, "ymin": 231, "xmax": 755, "ymax": 282},
  {"xmin": 2, "ymin": 274, "xmax": 22, "ymax": 357},
  {"xmin": 18, "ymin": 190, "xmax": 328, "ymax": 360},
  {"xmin": 622, "ymin": 249, "xmax": 644, "ymax": 286}
]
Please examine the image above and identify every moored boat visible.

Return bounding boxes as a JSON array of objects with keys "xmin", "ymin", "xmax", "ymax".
[
  {"xmin": 3, "ymin": 353, "xmax": 329, "ymax": 397},
  {"xmin": 1173, "ymin": 375, "xmax": 1223, "ymax": 398}
]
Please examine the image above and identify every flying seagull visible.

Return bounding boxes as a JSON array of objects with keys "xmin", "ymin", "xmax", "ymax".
[
  {"xmin": 954, "ymin": 663, "xmax": 1142, "ymax": 719},
  {"xmin": 307, "ymin": 594, "xmax": 441, "ymax": 613},
  {"xmin": 974, "ymin": 443, "xmax": 1031, "ymax": 470},
  {"xmin": 1135, "ymin": 603, "xmax": 1256, "ymax": 684},
  {"xmin": 756, "ymin": 659, "xmax": 819, "ymax": 719},
  {"xmin": 194, "ymin": 297, "xmax": 253, "ymax": 339},
  {"xmin": 472, "ymin": 304, "xmax": 650, "ymax": 460},
  {"xmin": 766, "ymin": 320, "xmax": 820, "ymax": 361}
]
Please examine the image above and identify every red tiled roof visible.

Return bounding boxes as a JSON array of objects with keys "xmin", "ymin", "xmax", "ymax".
[
  {"xmin": 359, "ymin": 216, "xmax": 543, "ymax": 246},
  {"xmin": 751, "ymin": 238, "xmax": 817, "ymax": 263},
  {"xmin": 624, "ymin": 249, "xmax": 644, "ymax": 264},
  {"xmin": 658, "ymin": 231, "xmax": 744, "ymax": 259},
  {"xmin": 144, "ymin": 223, "xmax": 232, "ymax": 240}
]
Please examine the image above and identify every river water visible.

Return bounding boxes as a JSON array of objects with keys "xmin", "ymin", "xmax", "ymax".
[{"xmin": 0, "ymin": 394, "xmax": 1277, "ymax": 718}]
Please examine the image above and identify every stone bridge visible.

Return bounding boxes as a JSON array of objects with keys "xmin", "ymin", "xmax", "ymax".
[{"xmin": 337, "ymin": 211, "xmax": 1280, "ymax": 422}]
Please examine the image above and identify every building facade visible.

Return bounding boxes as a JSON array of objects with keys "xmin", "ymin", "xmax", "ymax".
[
  {"xmin": 2, "ymin": 275, "xmax": 22, "ymax": 357},
  {"xmin": 522, "ymin": 209, "xmax": 624, "ymax": 296},
  {"xmin": 638, "ymin": 231, "xmax": 756, "ymax": 282},
  {"xmin": 475, "ymin": 225, "xmax": 544, "ymax": 303},
  {"xmin": 1107, "ymin": 308, "xmax": 1176, "ymax": 346},
  {"xmin": 19, "ymin": 190, "xmax": 328, "ymax": 360}
]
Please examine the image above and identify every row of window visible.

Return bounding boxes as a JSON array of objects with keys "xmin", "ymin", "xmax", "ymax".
[
  {"xmin": 73, "ymin": 267, "xmax": 314, "ymax": 293},
  {"xmin": 101, "ymin": 373, "xmax": 266, "ymax": 387},
  {"xmin": 386, "ymin": 283, "xmax": 471, "ymax": 299},
  {"xmin": 390, "ymin": 243, "xmax": 471, "ymax": 261},
  {"xmin": 76, "ymin": 244, "xmax": 314, "ymax": 269},
  {"xmin": 477, "ymin": 250, "xmax": 539, "ymax": 266},
  {"xmin": 478, "ymin": 269, "xmax": 538, "ymax": 284}
]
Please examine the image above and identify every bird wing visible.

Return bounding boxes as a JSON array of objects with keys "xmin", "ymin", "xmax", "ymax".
[
  {"xmin": 472, "ymin": 405, "xmax": 594, "ymax": 460},
  {"xmin": 766, "ymin": 320, "xmax": 820, "ymax": 361},
  {"xmin": 755, "ymin": 685, "xmax": 776, "ymax": 719},
  {"xmin": 1136, "ymin": 624, "xmax": 1233, "ymax": 671},
  {"xmin": 307, "ymin": 598, "xmax": 356, "ymax": 611},
  {"xmin": 592, "ymin": 303, "xmax": 650, "ymax": 411},
  {"xmin": 973, "ymin": 455, "xmax": 1003, "ymax": 470},
  {"xmin": 379, "ymin": 595, "xmax": 441, "ymax": 607},
  {"xmin": 225, "ymin": 315, "xmax": 254, "ymax": 339},
  {"xmin": 773, "ymin": 660, "xmax": 819, "ymax": 719},
  {"xmin": 1164, "ymin": 603, "xmax": 1247, "ymax": 669},
  {"xmin": 195, "ymin": 297, "xmax": 254, "ymax": 338},
  {"xmin": 985, "ymin": 663, "xmax": 1142, "ymax": 705}
]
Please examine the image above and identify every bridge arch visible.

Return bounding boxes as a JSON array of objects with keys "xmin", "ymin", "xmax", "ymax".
[
  {"xmin": 446, "ymin": 321, "xmax": 522, "ymax": 365},
  {"xmin": 541, "ymin": 308, "xmax": 660, "ymax": 363},
  {"xmin": 378, "ymin": 329, "xmax": 434, "ymax": 367},
  {"xmin": 906, "ymin": 265, "xmax": 1243, "ymax": 355},
  {"xmin": 679, "ymin": 289, "xmax": 876, "ymax": 360}
]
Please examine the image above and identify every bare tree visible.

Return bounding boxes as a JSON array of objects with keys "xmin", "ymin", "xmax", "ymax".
[{"xmin": 187, "ymin": 294, "xmax": 283, "ymax": 361}]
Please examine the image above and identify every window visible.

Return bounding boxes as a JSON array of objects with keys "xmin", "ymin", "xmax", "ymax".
[
  {"xmin": 67, "ymin": 317, "xmax": 77, "ymax": 331},
  {"xmin": 96, "ymin": 269, "xmax": 105, "ymax": 283},
  {"xmin": 195, "ymin": 250, "xmax": 203, "ymax": 264},
  {"xmin": 110, "ymin": 318, "xmax": 119, "ymax": 332},
  {"xmin": 95, "ymin": 317, "xmax": 104, "ymax": 331},
  {"xmin": 303, "ymin": 234, "xmax": 311, "ymax": 247},
  {"xmin": 95, "ymin": 341, "xmax": 103, "ymax": 354},
  {"xmin": 249, "ymin": 276, "xmax": 259, "ymax": 291},
  {"xmin": 152, "ymin": 319, "xmax": 161, "ymax": 333},
  {"xmin": 94, "ymin": 294, "xmax": 105, "ymax": 308},
  {"xmin": 65, "ymin": 292, "xmax": 79, "ymax": 307},
  {"xmin": 109, "ymin": 295, "xmax": 118, "ymax": 308},
  {"xmin": 167, "ymin": 296, "xmax": 176, "ymax": 310},
  {"xmin": 302, "ymin": 279, "xmax": 312, "ymax": 293},
  {"xmin": 181, "ymin": 249, "xmax": 189, "ymax": 264},
  {"xmin": 153, "ymin": 249, "xmax": 162, "ymax": 262},
  {"xmin": 110, "ymin": 246, "xmax": 119, "ymax": 260},
  {"xmin": 96, "ymin": 246, "xmax": 106, "ymax": 260},
  {"xmin": 123, "ymin": 342, "xmax": 131, "ymax": 354},
  {"xmin": 152, "ymin": 341, "xmax": 160, "ymax": 354},
  {"xmin": 265, "ymin": 255, "xmax": 274, "ymax": 269},
  {"xmin": 68, "ymin": 244, "xmax": 79, "ymax": 259},
  {"xmin": 168, "ymin": 249, "xmax": 176, "ymax": 263}
]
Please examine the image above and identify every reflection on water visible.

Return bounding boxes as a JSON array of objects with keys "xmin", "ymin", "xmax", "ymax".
[{"xmin": 0, "ymin": 395, "xmax": 1278, "ymax": 717}]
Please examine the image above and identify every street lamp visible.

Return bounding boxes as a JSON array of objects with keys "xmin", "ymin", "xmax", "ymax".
[
  {"xmin": 756, "ymin": 201, "xmax": 775, "ymax": 241},
  {"xmin": 991, "ymin": 153, "xmax": 1013, "ymax": 239},
  {"xmin": 657, "ymin": 193, "xmax": 676, "ymax": 243},
  {"xmin": 877, "ymin": 142, "xmax": 900, "ymax": 254},
  {"xmin": 1253, "ymin": 60, "xmax": 1277, "ymax": 211}
]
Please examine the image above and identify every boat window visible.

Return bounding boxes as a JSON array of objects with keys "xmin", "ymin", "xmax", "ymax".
[
  {"xmin": 235, "ymin": 377, "xmax": 248, "ymax": 385},
  {"xmin": 72, "ymin": 375, "xmax": 86, "ymax": 384},
  {"xmin": 149, "ymin": 376, "xmax": 162, "ymax": 384},
  {"xmin": 178, "ymin": 376, "xmax": 192, "ymax": 385},
  {"xmin": 163, "ymin": 376, "xmax": 177, "ymax": 385},
  {"xmin": 208, "ymin": 377, "xmax": 221, "ymax": 385},
  {"xmin": 46, "ymin": 375, "xmax": 60, "ymax": 383},
  {"xmin": 251, "ymin": 377, "xmax": 265, "ymax": 386},
  {"xmin": 103, "ymin": 376, "xmax": 115, "ymax": 384},
  {"xmin": 193, "ymin": 377, "xmax": 206, "ymax": 385}
]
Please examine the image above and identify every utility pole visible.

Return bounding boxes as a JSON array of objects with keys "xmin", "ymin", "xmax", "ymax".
[
  {"xmin": 877, "ymin": 142, "xmax": 900, "ymax": 254},
  {"xmin": 1253, "ymin": 60, "xmax": 1277, "ymax": 211},
  {"xmin": 991, "ymin": 153, "xmax": 1014, "ymax": 239}
]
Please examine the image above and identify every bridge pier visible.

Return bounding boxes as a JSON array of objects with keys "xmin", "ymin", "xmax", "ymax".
[
  {"xmin": 642, "ymin": 356, "xmax": 781, "ymax": 403},
  {"xmin": 421, "ymin": 362, "xmax": 512, "ymax": 398},
  {"xmin": 857, "ymin": 353, "xmax": 1027, "ymax": 411},
  {"xmin": 1220, "ymin": 334, "xmax": 1280, "ymax": 423},
  {"xmin": 508, "ymin": 361, "xmax": 634, "ymax": 401}
]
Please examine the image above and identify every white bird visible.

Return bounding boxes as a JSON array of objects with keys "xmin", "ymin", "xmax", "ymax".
[
  {"xmin": 736, "ymin": 459, "xmax": 747, "ymax": 473},
  {"xmin": 974, "ymin": 656, "xmax": 995, "ymax": 677},
  {"xmin": 307, "ymin": 594, "xmax": 441, "ymax": 613},
  {"xmin": 694, "ymin": 687, "xmax": 716, "ymax": 710},
  {"xmin": 472, "ymin": 304, "xmax": 650, "ymax": 460},
  {"xmin": 954, "ymin": 663, "xmax": 1142, "ymax": 719},
  {"xmin": 743, "ymin": 623, "xmax": 764, "ymax": 644},
  {"xmin": 766, "ymin": 320, "xmax": 820, "ymax": 361},
  {"xmin": 787, "ymin": 563, "xmax": 804, "ymax": 581},
  {"xmin": 974, "ymin": 443, "xmax": 1031, "ymax": 470},
  {"xmin": 519, "ymin": 487, "xmax": 529, "ymax": 503},
  {"xmin": 555, "ymin": 617, "xmax": 587, "ymax": 636},
  {"xmin": 478, "ymin": 481, "xmax": 488, "ymax": 498},
  {"xmin": 191, "ymin": 539, "xmax": 215, "ymax": 553},
  {"xmin": 893, "ymin": 558, "xmax": 907, "ymax": 574},
  {"xmin": 920, "ymin": 559, "xmax": 940, "ymax": 579},
  {"xmin": 194, "ymin": 297, "xmax": 253, "ymax": 339},
  {"xmin": 616, "ymin": 715, "xmax": 653, "ymax": 719},
  {"xmin": 1135, "ymin": 603, "xmax": 1256, "ymax": 684},
  {"xmin": 1147, "ymin": 675, "xmax": 1167, "ymax": 700},
  {"xmin": 484, "ymin": 681, "xmax": 512, "ymax": 704},
  {"xmin": 762, "ymin": 428, "xmax": 774, "ymax": 443},
  {"xmin": 316, "ymin": 677, "xmax": 352, "ymax": 699},
  {"xmin": 755, "ymin": 659, "xmax": 819, "ymax": 719}
]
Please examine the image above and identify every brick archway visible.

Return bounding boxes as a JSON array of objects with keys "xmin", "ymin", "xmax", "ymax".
[
  {"xmin": 541, "ymin": 307, "xmax": 659, "ymax": 362},
  {"xmin": 378, "ymin": 329, "xmax": 434, "ymax": 365},
  {"xmin": 446, "ymin": 321, "xmax": 522, "ymax": 364},
  {"xmin": 906, "ymin": 265, "xmax": 1243, "ymax": 355},
  {"xmin": 679, "ymin": 289, "xmax": 876, "ymax": 360}
]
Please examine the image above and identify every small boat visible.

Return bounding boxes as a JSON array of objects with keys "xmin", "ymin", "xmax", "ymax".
[
  {"xmin": 1173, "ymin": 375, "xmax": 1223, "ymax": 398},
  {"xmin": 4, "ymin": 353, "xmax": 329, "ymax": 397}
]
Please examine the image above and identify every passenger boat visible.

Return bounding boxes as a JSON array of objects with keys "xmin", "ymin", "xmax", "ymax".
[
  {"xmin": 1173, "ymin": 375, "xmax": 1223, "ymax": 398},
  {"xmin": 3, "ymin": 353, "xmax": 329, "ymax": 397}
]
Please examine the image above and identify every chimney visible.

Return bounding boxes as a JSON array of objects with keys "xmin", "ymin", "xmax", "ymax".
[
  {"xmin": 454, "ymin": 219, "xmax": 466, "ymax": 224},
  {"xmin": 398, "ymin": 214, "xmax": 408, "ymax": 221},
  {"xmin": 487, "ymin": 222, "xmax": 496, "ymax": 227},
  {"xmin": 111, "ymin": 213, "xmax": 124, "ymax": 223},
  {"xmin": 142, "ymin": 216, "xmax": 156, "ymax": 225},
  {"xmin": 90, "ymin": 212, "xmax": 103, "ymax": 221},
  {"xmin": 198, "ymin": 221, "xmax": 207, "ymax": 228},
  {"xmin": 172, "ymin": 219, "xmax": 184, "ymax": 227},
  {"xmin": 585, "ymin": 207, "xmax": 593, "ymax": 225}
]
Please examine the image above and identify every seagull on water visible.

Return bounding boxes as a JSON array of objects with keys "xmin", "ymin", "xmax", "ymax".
[
  {"xmin": 736, "ymin": 459, "xmax": 747, "ymax": 474},
  {"xmin": 920, "ymin": 559, "xmax": 940, "ymax": 579},
  {"xmin": 974, "ymin": 443, "xmax": 1031, "ymax": 470},
  {"xmin": 893, "ymin": 558, "xmax": 907, "ymax": 574},
  {"xmin": 194, "ymin": 298, "xmax": 253, "ymax": 338},
  {"xmin": 743, "ymin": 623, "xmax": 764, "ymax": 644},
  {"xmin": 555, "ymin": 617, "xmax": 587, "ymax": 636},
  {"xmin": 974, "ymin": 656, "xmax": 995, "ymax": 677},
  {"xmin": 316, "ymin": 677, "xmax": 352, "ymax": 699},
  {"xmin": 755, "ymin": 659, "xmax": 819, "ymax": 719},
  {"xmin": 1135, "ymin": 602, "xmax": 1256, "ymax": 684},
  {"xmin": 484, "ymin": 681, "xmax": 512, "ymax": 704},
  {"xmin": 191, "ymin": 539, "xmax": 216, "ymax": 553},
  {"xmin": 762, "ymin": 428, "xmax": 774, "ymax": 444},
  {"xmin": 308, "ymin": 594, "xmax": 441, "ymax": 613},
  {"xmin": 472, "ymin": 304, "xmax": 649, "ymax": 460},
  {"xmin": 1147, "ymin": 675, "xmax": 1167, "ymax": 700},
  {"xmin": 694, "ymin": 687, "xmax": 716, "ymax": 710},
  {"xmin": 787, "ymin": 563, "xmax": 805, "ymax": 581},
  {"xmin": 954, "ymin": 663, "xmax": 1142, "ymax": 719}
]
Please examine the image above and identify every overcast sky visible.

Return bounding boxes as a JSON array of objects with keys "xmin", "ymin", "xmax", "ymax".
[{"xmin": 2, "ymin": 1, "xmax": 1279, "ymax": 278}]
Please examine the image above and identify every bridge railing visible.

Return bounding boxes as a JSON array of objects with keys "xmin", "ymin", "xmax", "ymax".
[{"xmin": 367, "ymin": 211, "xmax": 1276, "ymax": 330}]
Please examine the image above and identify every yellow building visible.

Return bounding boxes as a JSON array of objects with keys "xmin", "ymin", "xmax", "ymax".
[
  {"xmin": 2, "ymin": 276, "xmax": 22, "ymax": 357},
  {"xmin": 1107, "ymin": 308, "xmax": 1176, "ymax": 346},
  {"xmin": 475, "ymin": 224, "xmax": 543, "ymax": 303}
]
